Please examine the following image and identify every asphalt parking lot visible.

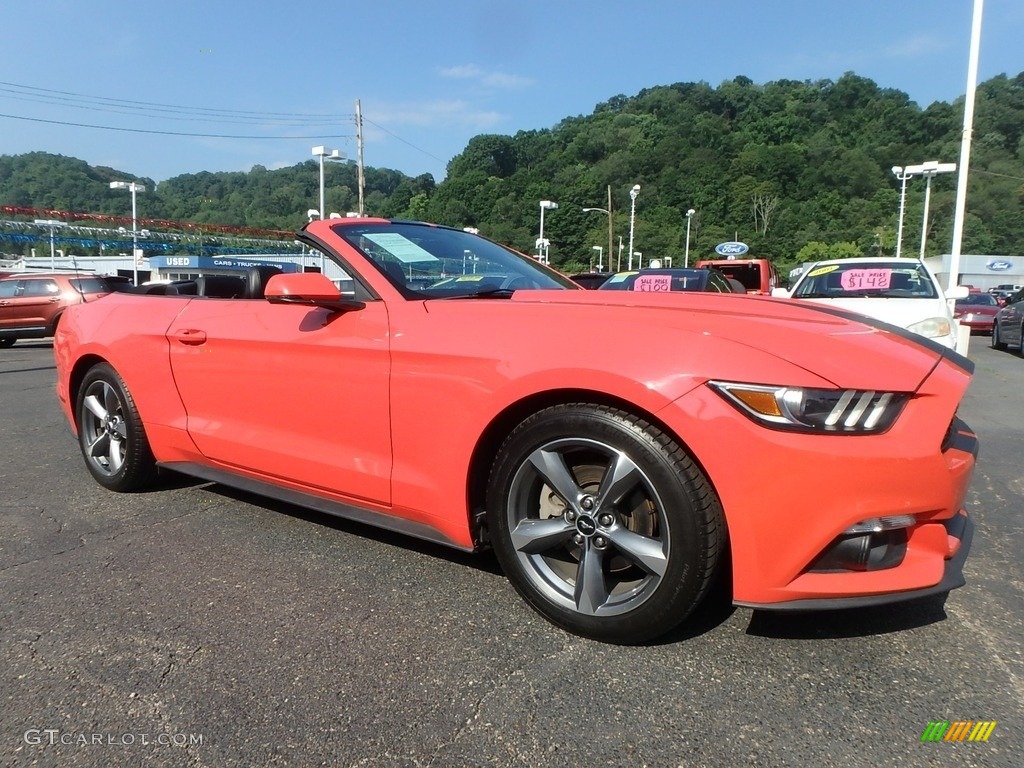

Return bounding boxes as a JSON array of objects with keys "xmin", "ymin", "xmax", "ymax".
[{"xmin": 1, "ymin": 339, "xmax": 1021, "ymax": 768}]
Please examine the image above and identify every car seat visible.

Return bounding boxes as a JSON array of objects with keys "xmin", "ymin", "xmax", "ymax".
[
  {"xmin": 196, "ymin": 275, "xmax": 246, "ymax": 298},
  {"xmin": 889, "ymin": 272, "xmax": 912, "ymax": 291},
  {"xmin": 381, "ymin": 260, "xmax": 406, "ymax": 286},
  {"xmin": 244, "ymin": 266, "xmax": 284, "ymax": 299}
]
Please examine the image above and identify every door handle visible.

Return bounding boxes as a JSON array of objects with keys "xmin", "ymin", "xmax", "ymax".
[{"xmin": 171, "ymin": 328, "xmax": 207, "ymax": 346}]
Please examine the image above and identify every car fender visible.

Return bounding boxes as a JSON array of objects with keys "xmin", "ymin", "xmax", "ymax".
[{"xmin": 386, "ymin": 301, "xmax": 835, "ymax": 545}]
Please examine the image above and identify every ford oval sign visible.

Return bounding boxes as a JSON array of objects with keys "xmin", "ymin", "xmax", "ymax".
[
  {"xmin": 715, "ymin": 241, "xmax": 750, "ymax": 258},
  {"xmin": 986, "ymin": 259, "xmax": 1013, "ymax": 271}
]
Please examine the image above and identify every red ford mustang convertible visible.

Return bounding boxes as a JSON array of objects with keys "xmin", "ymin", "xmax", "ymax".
[{"xmin": 54, "ymin": 219, "xmax": 977, "ymax": 643}]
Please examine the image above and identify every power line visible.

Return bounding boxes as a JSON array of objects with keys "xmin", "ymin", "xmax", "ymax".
[
  {"xmin": 1, "ymin": 79, "xmax": 450, "ymax": 172},
  {"xmin": 362, "ymin": 117, "xmax": 448, "ymax": 165},
  {"xmin": 0, "ymin": 89, "xmax": 349, "ymax": 127},
  {"xmin": 0, "ymin": 112, "xmax": 355, "ymax": 140},
  {"xmin": 974, "ymin": 169, "xmax": 1024, "ymax": 183},
  {"xmin": 0, "ymin": 80, "xmax": 353, "ymax": 120}
]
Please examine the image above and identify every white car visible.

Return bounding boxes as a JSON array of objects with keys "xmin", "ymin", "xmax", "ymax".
[{"xmin": 772, "ymin": 258, "xmax": 969, "ymax": 352}]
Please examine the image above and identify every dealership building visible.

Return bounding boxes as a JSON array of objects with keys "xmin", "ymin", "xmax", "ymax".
[{"xmin": 924, "ymin": 253, "xmax": 1024, "ymax": 291}]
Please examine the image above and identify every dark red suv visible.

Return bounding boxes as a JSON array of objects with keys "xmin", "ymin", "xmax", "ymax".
[{"xmin": 0, "ymin": 272, "xmax": 117, "ymax": 347}]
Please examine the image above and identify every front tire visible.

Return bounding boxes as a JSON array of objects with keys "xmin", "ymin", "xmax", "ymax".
[
  {"xmin": 76, "ymin": 363, "xmax": 158, "ymax": 492},
  {"xmin": 0, "ymin": 338, "xmax": 15, "ymax": 348},
  {"xmin": 486, "ymin": 404, "xmax": 724, "ymax": 644}
]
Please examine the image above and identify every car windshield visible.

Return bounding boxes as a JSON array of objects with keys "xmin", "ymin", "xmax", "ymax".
[
  {"xmin": 600, "ymin": 269, "xmax": 711, "ymax": 292},
  {"xmin": 792, "ymin": 262, "xmax": 939, "ymax": 299},
  {"xmin": 331, "ymin": 222, "xmax": 576, "ymax": 298},
  {"xmin": 957, "ymin": 293, "xmax": 998, "ymax": 306}
]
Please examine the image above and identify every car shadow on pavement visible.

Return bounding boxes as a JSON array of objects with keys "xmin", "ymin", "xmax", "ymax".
[
  {"xmin": 2, "ymin": 341, "xmax": 54, "ymax": 349},
  {"xmin": 0, "ymin": 365, "xmax": 57, "ymax": 375},
  {"xmin": 652, "ymin": 555, "xmax": 738, "ymax": 644},
  {"xmin": 200, "ymin": 482, "xmax": 505, "ymax": 576},
  {"xmin": 744, "ymin": 592, "xmax": 950, "ymax": 639},
  {"xmin": 149, "ymin": 468, "xmax": 212, "ymax": 492}
]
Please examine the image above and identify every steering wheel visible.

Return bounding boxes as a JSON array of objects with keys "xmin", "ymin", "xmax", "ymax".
[{"xmin": 501, "ymin": 276, "xmax": 533, "ymax": 291}]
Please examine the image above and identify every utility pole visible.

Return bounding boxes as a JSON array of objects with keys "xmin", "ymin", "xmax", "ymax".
[{"xmin": 356, "ymin": 99, "xmax": 366, "ymax": 217}]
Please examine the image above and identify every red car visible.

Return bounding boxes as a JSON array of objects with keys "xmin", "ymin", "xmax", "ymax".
[
  {"xmin": 53, "ymin": 219, "xmax": 977, "ymax": 643},
  {"xmin": 953, "ymin": 292, "xmax": 1000, "ymax": 334}
]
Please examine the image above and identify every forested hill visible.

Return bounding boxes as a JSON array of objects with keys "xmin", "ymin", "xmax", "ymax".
[{"xmin": 2, "ymin": 71, "xmax": 1022, "ymax": 272}]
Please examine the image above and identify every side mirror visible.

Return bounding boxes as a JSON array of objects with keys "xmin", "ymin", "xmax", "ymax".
[
  {"xmin": 770, "ymin": 287, "xmax": 792, "ymax": 299},
  {"xmin": 265, "ymin": 273, "xmax": 364, "ymax": 312},
  {"xmin": 945, "ymin": 286, "xmax": 970, "ymax": 300}
]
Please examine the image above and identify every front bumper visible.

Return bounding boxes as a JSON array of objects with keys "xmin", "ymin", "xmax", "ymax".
[
  {"xmin": 956, "ymin": 315, "xmax": 995, "ymax": 333},
  {"xmin": 735, "ymin": 512, "xmax": 973, "ymax": 610},
  {"xmin": 662, "ymin": 354, "xmax": 977, "ymax": 609}
]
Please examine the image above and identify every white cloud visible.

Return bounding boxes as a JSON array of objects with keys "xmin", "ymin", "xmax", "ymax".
[
  {"xmin": 370, "ymin": 99, "xmax": 505, "ymax": 130},
  {"xmin": 439, "ymin": 64, "xmax": 533, "ymax": 89},
  {"xmin": 776, "ymin": 33, "xmax": 953, "ymax": 82},
  {"xmin": 882, "ymin": 34, "xmax": 950, "ymax": 60},
  {"xmin": 440, "ymin": 64, "xmax": 484, "ymax": 79}
]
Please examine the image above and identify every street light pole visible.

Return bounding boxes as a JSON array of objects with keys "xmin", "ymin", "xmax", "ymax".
[
  {"xmin": 914, "ymin": 161, "xmax": 957, "ymax": 260},
  {"xmin": 949, "ymin": 0, "xmax": 985, "ymax": 293},
  {"xmin": 684, "ymin": 208, "xmax": 696, "ymax": 268},
  {"xmin": 891, "ymin": 167, "xmax": 911, "ymax": 258},
  {"xmin": 893, "ymin": 162, "xmax": 956, "ymax": 261},
  {"xmin": 537, "ymin": 200, "xmax": 558, "ymax": 264},
  {"xmin": 110, "ymin": 181, "xmax": 146, "ymax": 284},
  {"xmin": 591, "ymin": 245, "xmax": 603, "ymax": 270},
  {"xmin": 628, "ymin": 184, "xmax": 641, "ymax": 270},
  {"xmin": 312, "ymin": 146, "xmax": 343, "ymax": 220},
  {"xmin": 33, "ymin": 219, "xmax": 64, "ymax": 270},
  {"xmin": 583, "ymin": 205, "xmax": 613, "ymax": 268},
  {"xmin": 607, "ymin": 185, "xmax": 613, "ymax": 265}
]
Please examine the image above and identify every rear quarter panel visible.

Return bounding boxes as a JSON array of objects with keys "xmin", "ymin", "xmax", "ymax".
[{"xmin": 55, "ymin": 294, "xmax": 200, "ymax": 461}]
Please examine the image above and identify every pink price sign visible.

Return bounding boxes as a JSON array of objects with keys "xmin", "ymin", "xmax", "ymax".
[
  {"xmin": 633, "ymin": 275, "xmax": 673, "ymax": 292},
  {"xmin": 841, "ymin": 269, "xmax": 891, "ymax": 290}
]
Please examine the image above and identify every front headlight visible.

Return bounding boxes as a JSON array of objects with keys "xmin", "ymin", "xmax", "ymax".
[
  {"xmin": 907, "ymin": 316, "xmax": 953, "ymax": 339},
  {"xmin": 708, "ymin": 381, "xmax": 909, "ymax": 434}
]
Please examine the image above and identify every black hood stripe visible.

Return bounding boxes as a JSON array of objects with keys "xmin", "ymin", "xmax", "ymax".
[{"xmin": 788, "ymin": 302, "xmax": 974, "ymax": 375}]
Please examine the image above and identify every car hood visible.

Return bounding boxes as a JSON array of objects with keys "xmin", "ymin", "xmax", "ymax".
[
  {"xmin": 502, "ymin": 291, "xmax": 951, "ymax": 392},
  {"xmin": 788, "ymin": 296, "xmax": 953, "ymax": 328}
]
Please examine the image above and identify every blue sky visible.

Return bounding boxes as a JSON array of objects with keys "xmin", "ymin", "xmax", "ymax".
[{"xmin": 1, "ymin": 1, "xmax": 1020, "ymax": 184}]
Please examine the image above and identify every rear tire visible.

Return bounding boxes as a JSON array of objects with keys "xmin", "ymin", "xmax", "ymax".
[
  {"xmin": 486, "ymin": 403, "xmax": 724, "ymax": 644},
  {"xmin": 0, "ymin": 338, "xmax": 15, "ymax": 348},
  {"xmin": 991, "ymin": 322, "xmax": 1006, "ymax": 350},
  {"xmin": 76, "ymin": 363, "xmax": 158, "ymax": 492}
]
